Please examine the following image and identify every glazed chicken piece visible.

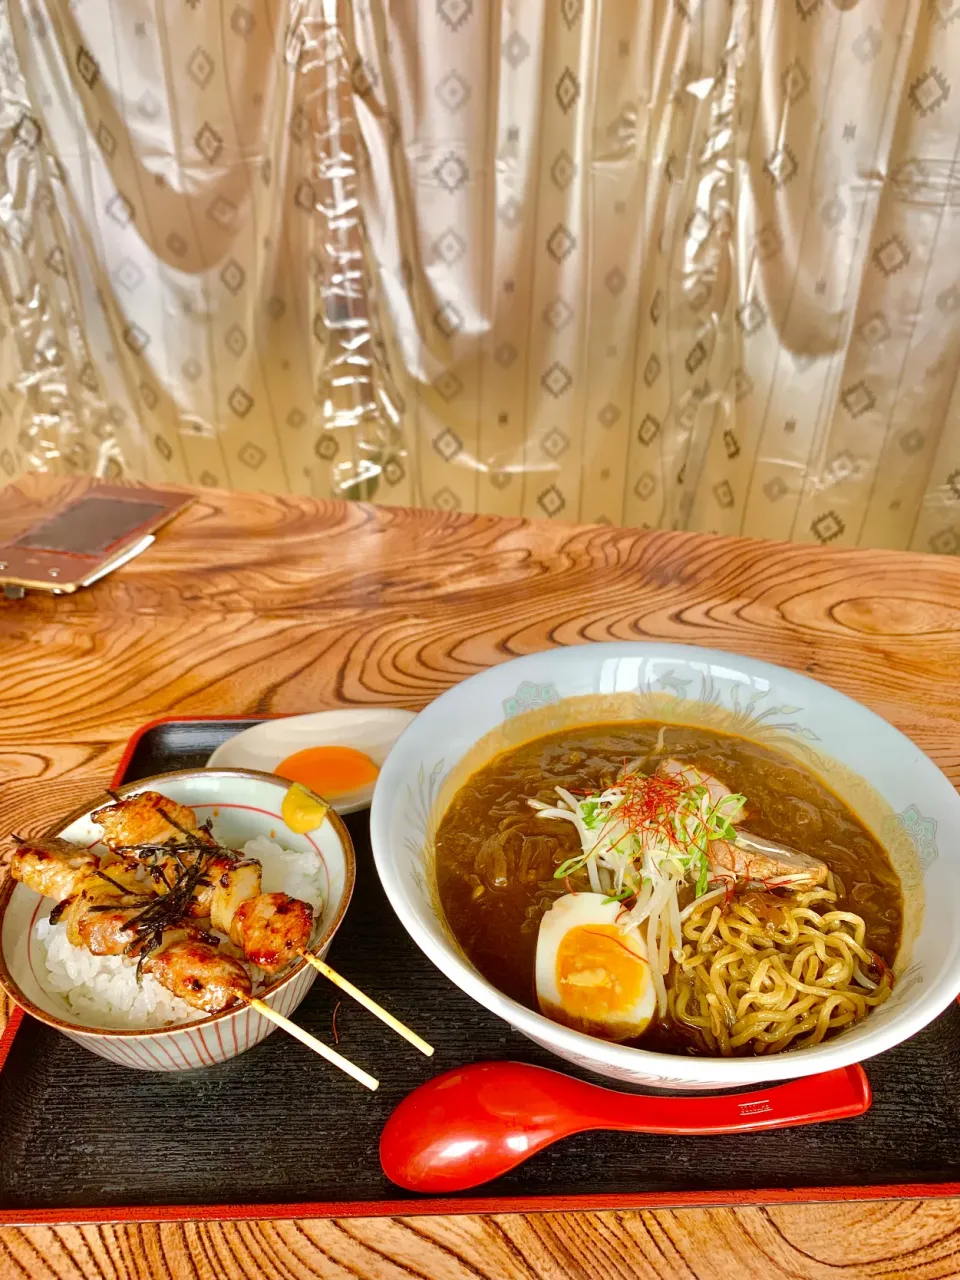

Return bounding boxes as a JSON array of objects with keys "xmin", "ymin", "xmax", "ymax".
[
  {"xmin": 94, "ymin": 858, "xmax": 153, "ymax": 896},
  {"xmin": 55, "ymin": 862, "xmax": 155, "ymax": 955},
  {"xmin": 91, "ymin": 791, "xmax": 213, "ymax": 851},
  {"xmin": 92, "ymin": 787, "xmax": 237, "ymax": 917},
  {"xmin": 659, "ymin": 759, "xmax": 828, "ymax": 888},
  {"xmin": 150, "ymin": 849, "xmax": 239, "ymax": 917},
  {"xmin": 210, "ymin": 859, "xmax": 262, "ymax": 935},
  {"xmin": 144, "ymin": 935, "xmax": 252, "ymax": 1012},
  {"xmin": 62, "ymin": 891, "xmax": 149, "ymax": 956},
  {"xmin": 230, "ymin": 892, "xmax": 313, "ymax": 975},
  {"xmin": 9, "ymin": 836, "xmax": 99, "ymax": 901}
]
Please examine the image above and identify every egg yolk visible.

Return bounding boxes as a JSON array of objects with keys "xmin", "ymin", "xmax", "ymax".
[
  {"xmin": 553, "ymin": 924, "xmax": 648, "ymax": 1022},
  {"xmin": 275, "ymin": 746, "xmax": 379, "ymax": 798}
]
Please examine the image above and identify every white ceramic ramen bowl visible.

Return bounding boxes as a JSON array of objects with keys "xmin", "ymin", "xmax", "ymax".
[
  {"xmin": 0, "ymin": 769, "xmax": 355, "ymax": 1071},
  {"xmin": 371, "ymin": 642, "xmax": 960, "ymax": 1090}
]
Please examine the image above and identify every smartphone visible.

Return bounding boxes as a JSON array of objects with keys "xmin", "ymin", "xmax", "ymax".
[{"xmin": 0, "ymin": 484, "xmax": 193, "ymax": 595}]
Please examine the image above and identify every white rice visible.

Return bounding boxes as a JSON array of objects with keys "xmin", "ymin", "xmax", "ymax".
[
  {"xmin": 36, "ymin": 915, "xmax": 202, "ymax": 1030},
  {"xmin": 240, "ymin": 835, "xmax": 325, "ymax": 910},
  {"xmin": 34, "ymin": 834, "xmax": 326, "ymax": 1030}
]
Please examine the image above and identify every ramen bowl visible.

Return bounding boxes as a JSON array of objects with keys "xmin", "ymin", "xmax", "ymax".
[
  {"xmin": 0, "ymin": 769, "xmax": 355, "ymax": 1071},
  {"xmin": 371, "ymin": 643, "xmax": 960, "ymax": 1089}
]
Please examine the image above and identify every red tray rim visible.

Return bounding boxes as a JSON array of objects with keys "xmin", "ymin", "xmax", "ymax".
[{"xmin": 1, "ymin": 713, "xmax": 959, "ymax": 1225}]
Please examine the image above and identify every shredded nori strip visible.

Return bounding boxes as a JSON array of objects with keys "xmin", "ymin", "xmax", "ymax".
[
  {"xmin": 103, "ymin": 806, "xmax": 234, "ymax": 980},
  {"xmin": 91, "ymin": 868, "xmax": 152, "ymax": 897}
]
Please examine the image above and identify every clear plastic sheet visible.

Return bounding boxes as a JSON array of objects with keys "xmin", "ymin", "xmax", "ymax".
[{"xmin": 3, "ymin": 0, "xmax": 960, "ymax": 551}]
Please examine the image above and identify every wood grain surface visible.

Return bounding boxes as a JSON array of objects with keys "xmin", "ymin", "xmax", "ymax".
[{"xmin": 2, "ymin": 474, "xmax": 960, "ymax": 1279}]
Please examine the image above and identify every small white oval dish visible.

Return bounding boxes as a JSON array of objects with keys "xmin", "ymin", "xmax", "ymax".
[{"xmin": 207, "ymin": 709, "xmax": 417, "ymax": 814}]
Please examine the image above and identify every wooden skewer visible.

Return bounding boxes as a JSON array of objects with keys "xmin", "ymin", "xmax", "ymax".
[
  {"xmin": 241, "ymin": 994, "xmax": 379, "ymax": 1090},
  {"xmin": 298, "ymin": 951, "xmax": 435, "ymax": 1057}
]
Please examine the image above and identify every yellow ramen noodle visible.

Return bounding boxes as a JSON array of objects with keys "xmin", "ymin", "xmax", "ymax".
[{"xmin": 669, "ymin": 886, "xmax": 893, "ymax": 1056}]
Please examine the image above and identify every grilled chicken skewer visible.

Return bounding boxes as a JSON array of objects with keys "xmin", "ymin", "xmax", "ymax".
[
  {"xmin": 91, "ymin": 792, "xmax": 315, "ymax": 972},
  {"xmin": 143, "ymin": 930, "xmax": 252, "ymax": 1011},
  {"xmin": 209, "ymin": 860, "xmax": 314, "ymax": 974},
  {"xmin": 12, "ymin": 841, "xmax": 156, "ymax": 954},
  {"xmin": 9, "ymin": 824, "xmax": 311, "ymax": 1011},
  {"xmin": 93, "ymin": 790, "xmax": 227, "ymax": 914},
  {"xmin": 94, "ymin": 791, "xmax": 316, "ymax": 973},
  {"xmin": 61, "ymin": 886, "xmax": 150, "ymax": 957},
  {"xmin": 10, "ymin": 839, "xmax": 253, "ymax": 1011}
]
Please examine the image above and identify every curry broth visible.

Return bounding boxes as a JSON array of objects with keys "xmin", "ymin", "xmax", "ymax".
[{"xmin": 435, "ymin": 721, "xmax": 903, "ymax": 1046}]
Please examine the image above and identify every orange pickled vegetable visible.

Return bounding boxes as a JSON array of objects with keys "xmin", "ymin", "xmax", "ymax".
[{"xmin": 275, "ymin": 745, "xmax": 379, "ymax": 798}]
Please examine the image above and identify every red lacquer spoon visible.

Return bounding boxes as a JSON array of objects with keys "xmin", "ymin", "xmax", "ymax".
[{"xmin": 380, "ymin": 1060, "xmax": 871, "ymax": 1192}]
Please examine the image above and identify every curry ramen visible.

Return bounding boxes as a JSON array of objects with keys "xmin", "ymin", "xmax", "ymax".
[{"xmin": 435, "ymin": 722, "xmax": 902, "ymax": 1057}]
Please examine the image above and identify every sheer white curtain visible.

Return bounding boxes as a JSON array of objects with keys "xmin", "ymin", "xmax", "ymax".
[{"xmin": 3, "ymin": 0, "xmax": 960, "ymax": 552}]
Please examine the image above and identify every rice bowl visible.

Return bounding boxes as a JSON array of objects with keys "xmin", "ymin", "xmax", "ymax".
[
  {"xmin": 32, "ymin": 834, "xmax": 328, "ymax": 1032},
  {"xmin": 0, "ymin": 769, "xmax": 356, "ymax": 1070}
]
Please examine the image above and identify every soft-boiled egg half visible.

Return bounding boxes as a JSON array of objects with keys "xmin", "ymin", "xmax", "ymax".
[{"xmin": 535, "ymin": 893, "xmax": 655, "ymax": 1042}]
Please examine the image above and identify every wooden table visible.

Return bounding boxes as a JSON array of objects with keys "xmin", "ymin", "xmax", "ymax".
[{"xmin": 2, "ymin": 474, "xmax": 960, "ymax": 1279}]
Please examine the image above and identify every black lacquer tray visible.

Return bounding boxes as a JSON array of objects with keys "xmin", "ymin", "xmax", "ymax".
[{"xmin": 1, "ymin": 717, "xmax": 959, "ymax": 1225}]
